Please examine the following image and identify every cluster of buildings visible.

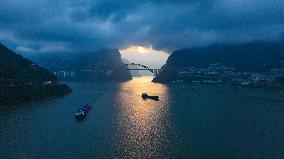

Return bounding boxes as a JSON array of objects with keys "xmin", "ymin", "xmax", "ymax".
[
  {"xmin": 53, "ymin": 71, "xmax": 76, "ymax": 79},
  {"xmin": 178, "ymin": 63, "xmax": 235, "ymax": 76},
  {"xmin": 176, "ymin": 63, "xmax": 284, "ymax": 86},
  {"xmin": 52, "ymin": 69, "xmax": 113, "ymax": 80}
]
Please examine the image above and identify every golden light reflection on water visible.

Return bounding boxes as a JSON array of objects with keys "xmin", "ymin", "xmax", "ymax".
[{"xmin": 114, "ymin": 77, "xmax": 171, "ymax": 158}]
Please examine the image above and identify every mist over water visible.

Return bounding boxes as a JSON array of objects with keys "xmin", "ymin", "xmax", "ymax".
[{"xmin": 1, "ymin": 77, "xmax": 283, "ymax": 158}]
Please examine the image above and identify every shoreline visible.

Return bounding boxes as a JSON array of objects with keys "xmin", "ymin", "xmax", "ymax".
[{"xmin": 0, "ymin": 84, "xmax": 72, "ymax": 107}]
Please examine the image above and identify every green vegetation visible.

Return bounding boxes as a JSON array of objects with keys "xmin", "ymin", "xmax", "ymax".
[
  {"xmin": 0, "ymin": 43, "xmax": 72, "ymax": 106},
  {"xmin": 0, "ymin": 84, "xmax": 72, "ymax": 106},
  {"xmin": 0, "ymin": 43, "xmax": 57, "ymax": 85},
  {"xmin": 154, "ymin": 41, "xmax": 284, "ymax": 83},
  {"xmin": 152, "ymin": 63, "xmax": 177, "ymax": 83},
  {"xmin": 168, "ymin": 41, "xmax": 284, "ymax": 72}
]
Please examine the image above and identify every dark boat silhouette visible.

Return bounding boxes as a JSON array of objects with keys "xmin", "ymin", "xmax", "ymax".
[
  {"xmin": 75, "ymin": 104, "xmax": 92, "ymax": 120},
  {"xmin": 142, "ymin": 93, "xmax": 159, "ymax": 101}
]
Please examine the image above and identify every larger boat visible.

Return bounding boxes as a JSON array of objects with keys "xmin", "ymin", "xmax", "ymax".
[
  {"xmin": 75, "ymin": 104, "xmax": 92, "ymax": 120},
  {"xmin": 142, "ymin": 93, "xmax": 159, "ymax": 101}
]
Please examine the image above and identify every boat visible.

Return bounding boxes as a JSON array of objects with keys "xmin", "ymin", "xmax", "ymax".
[
  {"xmin": 75, "ymin": 111, "xmax": 86, "ymax": 120},
  {"xmin": 75, "ymin": 104, "xmax": 92, "ymax": 120},
  {"xmin": 142, "ymin": 93, "xmax": 159, "ymax": 101}
]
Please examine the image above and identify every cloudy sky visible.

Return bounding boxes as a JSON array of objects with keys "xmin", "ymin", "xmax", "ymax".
[{"xmin": 0, "ymin": 0, "xmax": 283, "ymax": 55}]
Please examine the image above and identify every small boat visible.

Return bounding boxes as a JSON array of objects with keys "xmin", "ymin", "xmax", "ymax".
[
  {"xmin": 142, "ymin": 93, "xmax": 159, "ymax": 101},
  {"xmin": 75, "ymin": 104, "xmax": 92, "ymax": 120},
  {"xmin": 75, "ymin": 111, "xmax": 86, "ymax": 120}
]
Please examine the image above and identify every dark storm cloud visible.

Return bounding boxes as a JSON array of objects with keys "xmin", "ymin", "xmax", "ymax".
[{"xmin": 0, "ymin": 0, "xmax": 283, "ymax": 53}]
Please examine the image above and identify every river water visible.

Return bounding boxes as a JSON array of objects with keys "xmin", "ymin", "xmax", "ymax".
[{"xmin": 0, "ymin": 77, "xmax": 283, "ymax": 159}]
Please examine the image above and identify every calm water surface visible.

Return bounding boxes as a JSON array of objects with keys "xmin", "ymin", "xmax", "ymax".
[{"xmin": 0, "ymin": 77, "xmax": 283, "ymax": 159}]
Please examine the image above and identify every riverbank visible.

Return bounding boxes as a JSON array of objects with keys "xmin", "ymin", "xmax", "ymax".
[
  {"xmin": 154, "ymin": 75, "xmax": 284, "ymax": 91},
  {"xmin": 0, "ymin": 84, "xmax": 72, "ymax": 106}
]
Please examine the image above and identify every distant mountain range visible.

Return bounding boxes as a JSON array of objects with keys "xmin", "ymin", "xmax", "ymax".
[
  {"xmin": 29, "ymin": 49, "xmax": 124, "ymax": 70},
  {"xmin": 29, "ymin": 49, "xmax": 132, "ymax": 81},
  {"xmin": 154, "ymin": 41, "xmax": 284, "ymax": 82},
  {"xmin": 0, "ymin": 43, "xmax": 72, "ymax": 106}
]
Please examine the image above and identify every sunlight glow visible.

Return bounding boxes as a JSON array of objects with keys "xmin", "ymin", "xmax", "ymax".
[
  {"xmin": 115, "ymin": 77, "xmax": 169, "ymax": 157},
  {"xmin": 137, "ymin": 46, "xmax": 149, "ymax": 54},
  {"xmin": 120, "ymin": 45, "xmax": 169, "ymax": 69}
]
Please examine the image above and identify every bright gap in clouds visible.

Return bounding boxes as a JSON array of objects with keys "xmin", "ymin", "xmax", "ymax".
[{"xmin": 120, "ymin": 45, "xmax": 169, "ymax": 69}]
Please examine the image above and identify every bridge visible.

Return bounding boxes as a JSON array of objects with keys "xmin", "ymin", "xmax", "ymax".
[
  {"xmin": 111, "ymin": 63, "xmax": 162, "ymax": 76},
  {"xmin": 53, "ymin": 63, "xmax": 162, "ymax": 79}
]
